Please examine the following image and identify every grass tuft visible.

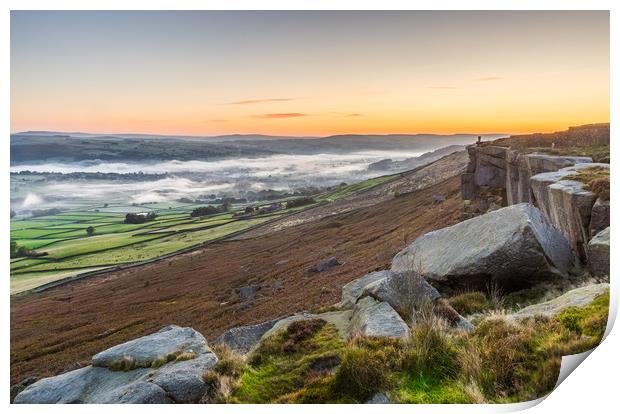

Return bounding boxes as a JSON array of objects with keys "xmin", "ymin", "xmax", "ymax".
[
  {"xmin": 332, "ymin": 342, "xmax": 393, "ymax": 401},
  {"xmin": 174, "ymin": 350, "xmax": 197, "ymax": 362},
  {"xmin": 558, "ymin": 292, "xmax": 609, "ymax": 338},
  {"xmin": 448, "ymin": 292, "xmax": 493, "ymax": 315},
  {"xmin": 564, "ymin": 166, "xmax": 610, "ymax": 200},
  {"xmin": 232, "ymin": 319, "xmax": 346, "ymax": 403}
]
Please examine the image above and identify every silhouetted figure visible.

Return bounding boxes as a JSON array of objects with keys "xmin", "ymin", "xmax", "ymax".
[{"xmin": 477, "ymin": 135, "xmax": 482, "ymax": 145}]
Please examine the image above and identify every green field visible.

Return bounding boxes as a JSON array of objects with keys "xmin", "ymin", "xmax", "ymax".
[
  {"xmin": 317, "ymin": 175, "xmax": 396, "ymax": 202},
  {"xmin": 10, "ymin": 173, "xmax": 398, "ymax": 294}
]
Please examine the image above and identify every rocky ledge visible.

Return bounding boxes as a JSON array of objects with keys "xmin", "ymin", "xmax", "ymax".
[
  {"xmin": 461, "ymin": 144, "xmax": 591, "ymax": 205},
  {"xmin": 508, "ymin": 283, "xmax": 610, "ymax": 322},
  {"xmin": 14, "ymin": 325, "xmax": 218, "ymax": 404},
  {"xmin": 530, "ymin": 163, "xmax": 609, "ymax": 260}
]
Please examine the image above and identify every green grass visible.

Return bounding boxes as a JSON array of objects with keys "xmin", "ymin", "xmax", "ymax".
[
  {"xmin": 447, "ymin": 292, "xmax": 494, "ymax": 316},
  {"xmin": 10, "ymin": 220, "xmax": 71, "ymax": 231},
  {"xmin": 558, "ymin": 292, "xmax": 609, "ymax": 336},
  {"xmin": 563, "ymin": 166, "xmax": 610, "ymax": 200},
  {"xmin": 223, "ymin": 290, "xmax": 609, "ymax": 404},
  {"xmin": 9, "ymin": 214, "xmax": 275, "ymax": 286},
  {"xmin": 319, "ymin": 175, "xmax": 396, "ymax": 202},
  {"xmin": 396, "ymin": 375, "xmax": 472, "ymax": 403},
  {"xmin": 10, "ymin": 267, "xmax": 110, "ymax": 294},
  {"xmin": 33, "ymin": 232, "xmax": 162, "ymax": 259},
  {"xmin": 231, "ymin": 319, "xmax": 350, "ymax": 403},
  {"xmin": 11, "ymin": 238, "xmax": 69, "ymax": 250},
  {"xmin": 10, "ymin": 228, "xmax": 78, "ymax": 239}
]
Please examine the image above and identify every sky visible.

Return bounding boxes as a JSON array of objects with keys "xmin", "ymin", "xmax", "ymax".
[{"xmin": 10, "ymin": 11, "xmax": 609, "ymax": 136}]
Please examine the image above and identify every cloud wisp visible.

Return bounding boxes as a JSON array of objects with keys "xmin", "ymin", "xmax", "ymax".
[
  {"xmin": 477, "ymin": 76, "xmax": 503, "ymax": 81},
  {"xmin": 228, "ymin": 98, "xmax": 294, "ymax": 105},
  {"xmin": 251, "ymin": 113, "xmax": 308, "ymax": 119}
]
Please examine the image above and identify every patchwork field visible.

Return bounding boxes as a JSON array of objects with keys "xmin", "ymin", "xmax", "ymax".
[{"xmin": 10, "ymin": 174, "xmax": 401, "ymax": 294}]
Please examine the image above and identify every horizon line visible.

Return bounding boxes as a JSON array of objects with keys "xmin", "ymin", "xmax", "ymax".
[
  {"xmin": 11, "ymin": 130, "xmax": 516, "ymax": 139},
  {"xmin": 11, "ymin": 122, "xmax": 610, "ymax": 139}
]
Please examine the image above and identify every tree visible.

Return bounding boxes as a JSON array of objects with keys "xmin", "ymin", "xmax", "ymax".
[
  {"xmin": 124, "ymin": 212, "xmax": 157, "ymax": 224},
  {"xmin": 10, "ymin": 209, "xmax": 16, "ymax": 218},
  {"xmin": 190, "ymin": 206, "xmax": 219, "ymax": 217},
  {"xmin": 86, "ymin": 226, "xmax": 95, "ymax": 236},
  {"xmin": 221, "ymin": 200, "xmax": 232, "ymax": 212},
  {"xmin": 286, "ymin": 196, "xmax": 315, "ymax": 209}
]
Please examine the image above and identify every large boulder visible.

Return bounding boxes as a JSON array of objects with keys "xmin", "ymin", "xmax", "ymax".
[
  {"xmin": 340, "ymin": 270, "xmax": 392, "ymax": 309},
  {"xmin": 349, "ymin": 297, "xmax": 410, "ymax": 339},
  {"xmin": 213, "ymin": 318, "xmax": 281, "ymax": 354},
  {"xmin": 14, "ymin": 325, "xmax": 218, "ymax": 404},
  {"xmin": 361, "ymin": 271, "xmax": 440, "ymax": 321},
  {"xmin": 530, "ymin": 163, "xmax": 609, "ymax": 260},
  {"xmin": 392, "ymin": 203, "xmax": 575, "ymax": 292},
  {"xmin": 92, "ymin": 325, "xmax": 209, "ymax": 370},
  {"xmin": 587, "ymin": 227, "xmax": 610, "ymax": 280},
  {"xmin": 508, "ymin": 283, "xmax": 609, "ymax": 321},
  {"xmin": 148, "ymin": 353, "xmax": 218, "ymax": 403}
]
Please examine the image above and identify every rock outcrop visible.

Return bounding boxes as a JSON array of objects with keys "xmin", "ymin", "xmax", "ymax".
[
  {"xmin": 91, "ymin": 325, "xmax": 209, "ymax": 369},
  {"xmin": 587, "ymin": 227, "xmax": 610, "ymax": 280},
  {"xmin": 308, "ymin": 256, "xmax": 341, "ymax": 273},
  {"xmin": 340, "ymin": 270, "xmax": 391, "ymax": 308},
  {"xmin": 342, "ymin": 269, "xmax": 473, "ymax": 332},
  {"xmin": 530, "ymin": 163, "xmax": 609, "ymax": 259},
  {"xmin": 590, "ymin": 198, "xmax": 610, "ymax": 238},
  {"xmin": 462, "ymin": 143, "xmax": 609, "ymax": 265},
  {"xmin": 213, "ymin": 318, "xmax": 281, "ymax": 354},
  {"xmin": 263, "ymin": 310, "xmax": 353, "ymax": 341},
  {"xmin": 349, "ymin": 297, "xmax": 410, "ymax": 339},
  {"xmin": 14, "ymin": 326, "xmax": 218, "ymax": 404},
  {"xmin": 392, "ymin": 203, "xmax": 575, "ymax": 291},
  {"xmin": 361, "ymin": 271, "xmax": 441, "ymax": 321},
  {"xmin": 255, "ymin": 268, "xmax": 473, "ymax": 347},
  {"xmin": 365, "ymin": 392, "xmax": 391, "ymax": 404},
  {"xmin": 508, "ymin": 283, "xmax": 609, "ymax": 321},
  {"xmin": 462, "ymin": 144, "xmax": 591, "ymax": 205}
]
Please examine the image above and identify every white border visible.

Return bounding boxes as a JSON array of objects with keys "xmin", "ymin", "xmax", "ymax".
[{"xmin": 2, "ymin": 2, "xmax": 617, "ymax": 413}]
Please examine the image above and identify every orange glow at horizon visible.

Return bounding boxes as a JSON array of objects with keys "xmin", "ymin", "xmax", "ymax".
[{"xmin": 11, "ymin": 11, "xmax": 609, "ymax": 137}]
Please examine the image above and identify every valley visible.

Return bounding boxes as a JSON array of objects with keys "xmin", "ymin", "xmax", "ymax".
[{"xmin": 10, "ymin": 157, "xmax": 464, "ymax": 384}]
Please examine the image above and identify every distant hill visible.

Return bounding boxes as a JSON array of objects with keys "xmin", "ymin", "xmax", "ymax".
[
  {"xmin": 367, "ymin": 145, "xmax": 465, "ymax": 172},
  {"xmin": 10, "ymin": 132, "xmax": 506, "ymax": 163}
]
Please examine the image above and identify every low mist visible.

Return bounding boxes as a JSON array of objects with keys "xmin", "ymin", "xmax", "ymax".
[{"xmin": 11, "ymin": 150, "xmax": 425, "ymax": 211}]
